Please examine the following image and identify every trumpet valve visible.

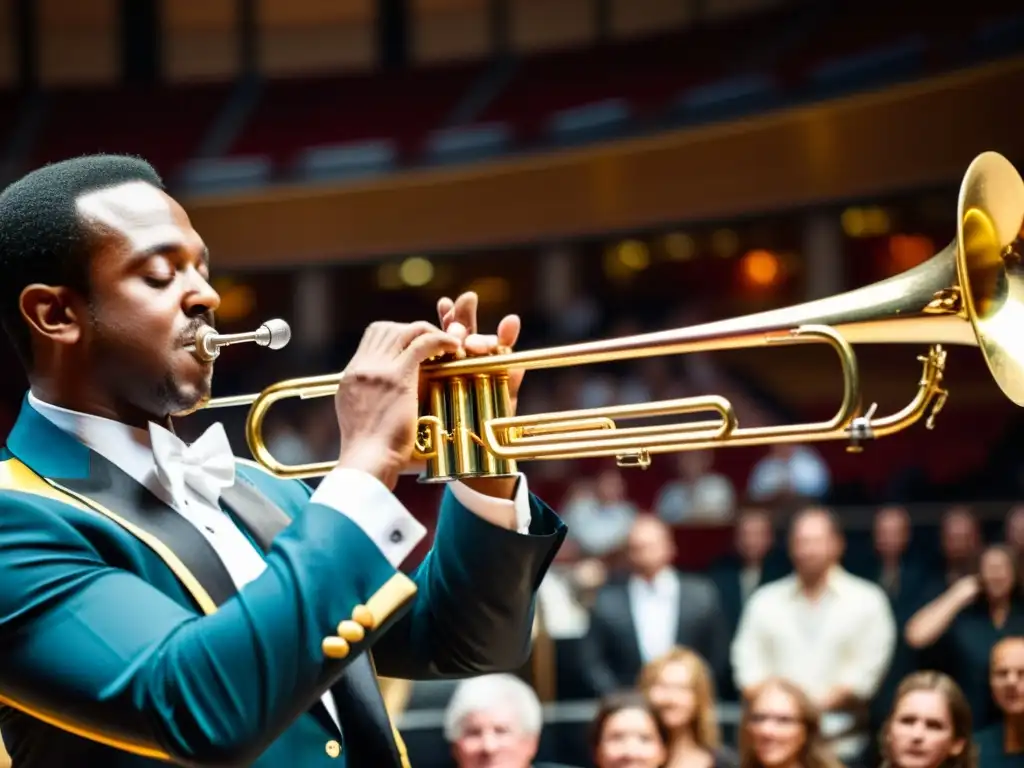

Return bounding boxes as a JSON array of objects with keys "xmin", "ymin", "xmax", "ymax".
[{"xmin": 845, "ymin": 402, "xmax": 879, "ymax": 453}]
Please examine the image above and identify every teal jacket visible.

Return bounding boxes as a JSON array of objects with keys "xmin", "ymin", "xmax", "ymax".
[{"xmin": 0, "ymin": 398, "xmax": 566, "ymax": 767}]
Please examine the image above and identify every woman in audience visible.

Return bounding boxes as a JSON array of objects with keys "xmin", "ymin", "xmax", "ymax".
[
  {"xmin": 639, "ymin": 647, "xmax": 739, "ymax": 768},
  {"xmin": 591, "ymin": 691, "xmax": 671, "ymax": 768},
  {"xmin": 905, "ymin": 545, "xmax": 1024, "ymax": 726},
  {"xmin": 739, "ymin": 678, "xmax": 843, "ymax": 768},
  {"xmin": 879, "ymin": 671, "xmax": 976, "ymax": 768}
]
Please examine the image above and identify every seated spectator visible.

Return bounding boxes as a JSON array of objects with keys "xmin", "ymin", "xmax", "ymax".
[
  {"xmin": 865, "ymin": 506, "xmax": 932, "ymax": 737},
  {"xmin": 974, "ymin": 636, "xmax": 1024, "ymax": 767},
  {"xmin": 654, "ymin": 451, "xmax": 736, "ymax": 525},
  {"xmin": 443, "ymin": 673, "xmax": 571, "ymax": 768},
  {"xmin": 731, "ymin": 507, "xmax": 896, "ymax": 766},
  {"xmin": 1004, "ymin": 507, "xmax": 1024, "ymax": 591},
  {"xmin": 739, "ymin": 678, "xmax": 844, "ymax": 768},
  {"xmin": 709, "ymin": 507, "xmax": 782, "ymax": 702},
  {"xmin": 581, "ymin": 515, "xmax": 729, "ymax": 696},
  {"xmin": 562, "ymin": 470, "xmax": 639, "ymax": 558},
  {"xmin": 639, "ymin": 647, "xmax": 739, "ymax": 768},
  {"xmin": 879, "ymin": 671, "xmax": 975, "ymax": 768},
  {"xmin": 591, "ymin": 691, "xmax": 671, "ymax": 768},
  {"xmin": 931, "ymin": 507, "xmax": 984, "ymax": 591},
  {"xmin": 746, "ymin": 444, "xmax": 830, "ymax": 504},
  {"xmin": 905, "ymin": 546, "xmax": 1024, "ymax": 728}
]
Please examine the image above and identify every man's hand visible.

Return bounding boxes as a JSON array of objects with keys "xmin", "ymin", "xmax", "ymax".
[
  {"xmin": 437, "ymin": 292, "xmax": 523, "ymax": 500},
  {"xmin": 336, "ymin": 321, "xmax": 462, "ymax": 490}
]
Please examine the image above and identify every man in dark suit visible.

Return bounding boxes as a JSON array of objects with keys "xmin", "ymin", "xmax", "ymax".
[
  {"xmin": 579, "ymin": 515, "xmax": 728, "ymax": 695},
  {"xmin": 708, "ymin": 507, "xmax": 784, "ymax": 701},
  {"xmin": 0, "ymin": 156, "xmax": 566, "ymax": 767}
]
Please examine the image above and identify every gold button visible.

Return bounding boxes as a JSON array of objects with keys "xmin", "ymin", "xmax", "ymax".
[
  {"xmin": 326, "ymin": 739, "xmax": 341, "ymax": 758},
  {"xmin": 322, "ymin": 637, "xmax": 350, "ymax": 659},
  {"xmin": 352, "ymin": 604, "xmax": 375, "ymax": 629},
  {"xmin": 336, "ymin": 620, "xmax": 365, "ymax": 643}
]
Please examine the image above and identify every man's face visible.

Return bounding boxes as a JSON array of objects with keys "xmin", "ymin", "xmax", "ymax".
[
  {"xmin": 990, "ymin": 639, "xmax": 1024, "ymax": 715},
  {"xmin": 75, "ymin": 181, "xmax": 220, "ymax": 418},
  {"xmin": 626, "ymin": 517, "xmax": 674, "ymax": 577},
  {"xmin": 941, "ymin": 508, "xmax": 979, "ymax": 562},
  {"xmin": 874, "ymin": 507, "xmax": 910, "ymax": 559},
  {"xmin": 736, "ymin": 511, "xmax": 772, "ymax": 564},
  {"xmin": 789, "ymin": 511, "xmax": 838, "ymax": 581},
  {"xmin": 451, "ymin": 710, "xmax": 538, "ymax": 768}
]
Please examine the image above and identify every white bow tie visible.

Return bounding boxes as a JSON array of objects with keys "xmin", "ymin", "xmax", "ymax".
[{"xmin": 149, "ymin": 422, "xmax": 236, "ymax": 508}]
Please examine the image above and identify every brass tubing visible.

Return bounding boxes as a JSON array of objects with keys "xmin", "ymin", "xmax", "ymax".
[
  {"xmin": 426, "ymin": 380, "xmax": 451, "ymax": 480},
  {"xmin": 448, "ymin": 378, "xmax": 478, "ymax": 477},
  {"xmin": 481, "ymin": 325, "xmax": 859, "ymax": 461},
  {"xmin": 473, "ymin": 375, "xmax": 499, "ymax": 476}
]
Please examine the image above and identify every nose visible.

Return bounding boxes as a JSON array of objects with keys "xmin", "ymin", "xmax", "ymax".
[{"xmin": 183, "ymin": 271, "xmax": 220, "ymax": 319}]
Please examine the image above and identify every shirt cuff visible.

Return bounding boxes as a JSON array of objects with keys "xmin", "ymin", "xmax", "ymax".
[
  {"xmin": 310, "ymin": 467, "xmax": 427, "ymax": 568},
  {"xmin": 449, "ymin": 473, "xmax": 532, "ymax": 534}
]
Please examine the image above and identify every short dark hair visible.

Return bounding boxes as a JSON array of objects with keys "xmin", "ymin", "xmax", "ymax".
[{"xmin": 0, "ymin": 154, "xmax": 164, "ymax": 365}]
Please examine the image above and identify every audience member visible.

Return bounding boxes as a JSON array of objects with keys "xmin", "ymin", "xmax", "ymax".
[
  {"xmin": 1004, "ymin": 507, "xmax": 1024, "ymax": 590},
  {"xmin": 654, "ymin": 451, "xmax": 736, "ymax": 525},
  {"xmin": 443, "ymin": 674, "xmax": 571, "ymax": 768},
  {"xmin": 562, "ymin": 470, "xmax": 639, "ymax": 558},
  {"xmin": 934, "ymin": 507, "xmax": 983, "ymax": 589},
  {"xmin": 973, "ymin": 636, "xmax": 1024, "ymax": 767},
  {"xmin": 590, "ymin": 691, "xmax": 671, "ymax": 768},
  {"xmin": 866, "ymin": 507, "xmax": 932, "ymax": 733},
  {"xmin": 739, "ymin": 678, "xmax": 844, "ymax": 768},
  {"xmin": 709, "ymin": 508, "xmax": 780, "ymax": 700},
  {"xmin": 746, "ymin": 445, "xmax": 831, "ymax": 504},
  {"xmin": 731, "ymin": 507, "xmax": 896, "ymax": 766},
  {"xmin": 639, "ymin": 647, "xmax": 739, "ymax": 768},
  {"xmin": 581, "ymin": 516, "xmax": 729, "ymax": 696},
  {"xmin": 905, "ymin": 545, "xmax": 1024, "ymax": 728},
  {"xmin": 879, "ymin": 671, "xmax": 975, "ymax": 768}
]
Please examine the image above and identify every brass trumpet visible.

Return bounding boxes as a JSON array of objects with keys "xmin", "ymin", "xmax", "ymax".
[{"xmin": 199, "ymin": 151, "xmax": 1024, "ymax": 482}]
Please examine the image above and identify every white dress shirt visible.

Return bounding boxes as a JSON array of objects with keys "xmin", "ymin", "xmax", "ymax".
[
  {"xmin": 27, "ymin": 392, "xmax": 534, "ymax": 729},
  {"xmin": 627, "ymin": 568, "xmax": 680, "ymax": 664},
  {"xmin": 730, "ymin": 566, "xmax": 896, "ymax": 758}
]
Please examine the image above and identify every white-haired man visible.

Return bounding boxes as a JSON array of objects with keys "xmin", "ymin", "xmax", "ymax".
[{"xmin": 444, "ymin": 674, "xmax": 574, "ymax": 768}]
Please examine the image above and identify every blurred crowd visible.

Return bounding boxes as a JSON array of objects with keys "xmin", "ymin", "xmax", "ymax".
[{"xmin": 443, "ymin": 502, "xmax": 1024, "ymax": 768}]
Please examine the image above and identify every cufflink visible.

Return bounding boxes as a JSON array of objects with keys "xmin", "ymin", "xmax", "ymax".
[
  {"xmin": 322, "ymin": 637, "xmax": 350, "ymax": 659},
  {"xmin": 352, "ymin": 604, "xmax": 375, "ymax": 629},
  {"xmin": 326, "ymin": 739, "xmax": 342, "ymax": 758},
  {"xmin": 336, "ymin": 620, "xmax": 366, "ymax": 643},
  {"xmin": 389, "ymin": 529, "xmax": 403, "ymax": 543}
]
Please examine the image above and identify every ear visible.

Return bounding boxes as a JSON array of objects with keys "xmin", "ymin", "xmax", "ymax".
[
  {"xmin": 19, "ymin": 284, "xmax": 84, "ymax": 347},
  {"xmin": 949, "ymin": 737, "xmax": 966, "ymax": 757}
]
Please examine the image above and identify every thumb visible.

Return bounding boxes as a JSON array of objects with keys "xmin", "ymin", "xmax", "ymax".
[{"xmin": 401, "ymin": 329, "xmax": 462, "ymax": 368}]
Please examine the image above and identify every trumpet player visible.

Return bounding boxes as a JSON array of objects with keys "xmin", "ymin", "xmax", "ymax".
[{"xmin": 0, "ymin": 155, "xmax": 566, "ymax": 768}]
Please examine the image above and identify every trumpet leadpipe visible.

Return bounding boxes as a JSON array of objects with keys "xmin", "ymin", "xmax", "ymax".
[{"xmin": 187, "ymin": 318, "xmax": 292, "ymax": 362}]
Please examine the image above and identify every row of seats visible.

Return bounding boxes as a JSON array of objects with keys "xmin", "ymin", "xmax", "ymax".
[{"xmin": 2, "ymin": 4, "xmax": 1020, "ymax": 193}]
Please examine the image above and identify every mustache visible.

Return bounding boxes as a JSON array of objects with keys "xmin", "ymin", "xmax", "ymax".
[{"xmin": 180, "ymin": 315, "xmax": 216, "ymax": 345}]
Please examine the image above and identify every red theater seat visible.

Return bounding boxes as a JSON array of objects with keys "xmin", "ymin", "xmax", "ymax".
[{"xmin": 29, "ymin": 84, "xmax": 230, "ymax": 178}]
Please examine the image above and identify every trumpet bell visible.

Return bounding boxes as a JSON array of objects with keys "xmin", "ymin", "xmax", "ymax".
[{"xmin": 956, "ymin": 151, "xmax": 1024, "ymax": 406}]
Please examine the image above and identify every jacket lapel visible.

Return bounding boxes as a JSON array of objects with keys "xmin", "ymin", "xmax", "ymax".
[
  {"xmin": 61, "ymin": 452, "xmax": 241, "ymax": 608},
  {"xmin": 223, "ymin": 473, "xmax": 409, "ymax": 766},
  {"xmin": 219, "ymin": 477, "xmax": 343, "ymax": 740}
]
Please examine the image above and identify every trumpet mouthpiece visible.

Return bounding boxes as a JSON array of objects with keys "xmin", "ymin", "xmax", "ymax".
[
  {"xmin": 189, "ymin": 318, "xmax": 293, "ymax": 362},
  {"xmin": 257, "ymin": 319, "xmax": 292, "ymax": 350}
]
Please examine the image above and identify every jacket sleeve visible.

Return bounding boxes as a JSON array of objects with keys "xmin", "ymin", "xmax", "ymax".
[
  {"xmin": 0, "ymin": 488, "xmax": 416, "ymax": 768},
  {"xmin": 369, "ymin": 483, "xmax": 566, "ymax": 679}
]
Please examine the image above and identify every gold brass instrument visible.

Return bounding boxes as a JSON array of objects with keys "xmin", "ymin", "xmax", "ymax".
[{"xmin": 198, "ymin": 151, "xmax": 1024, "ymax": 482}]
